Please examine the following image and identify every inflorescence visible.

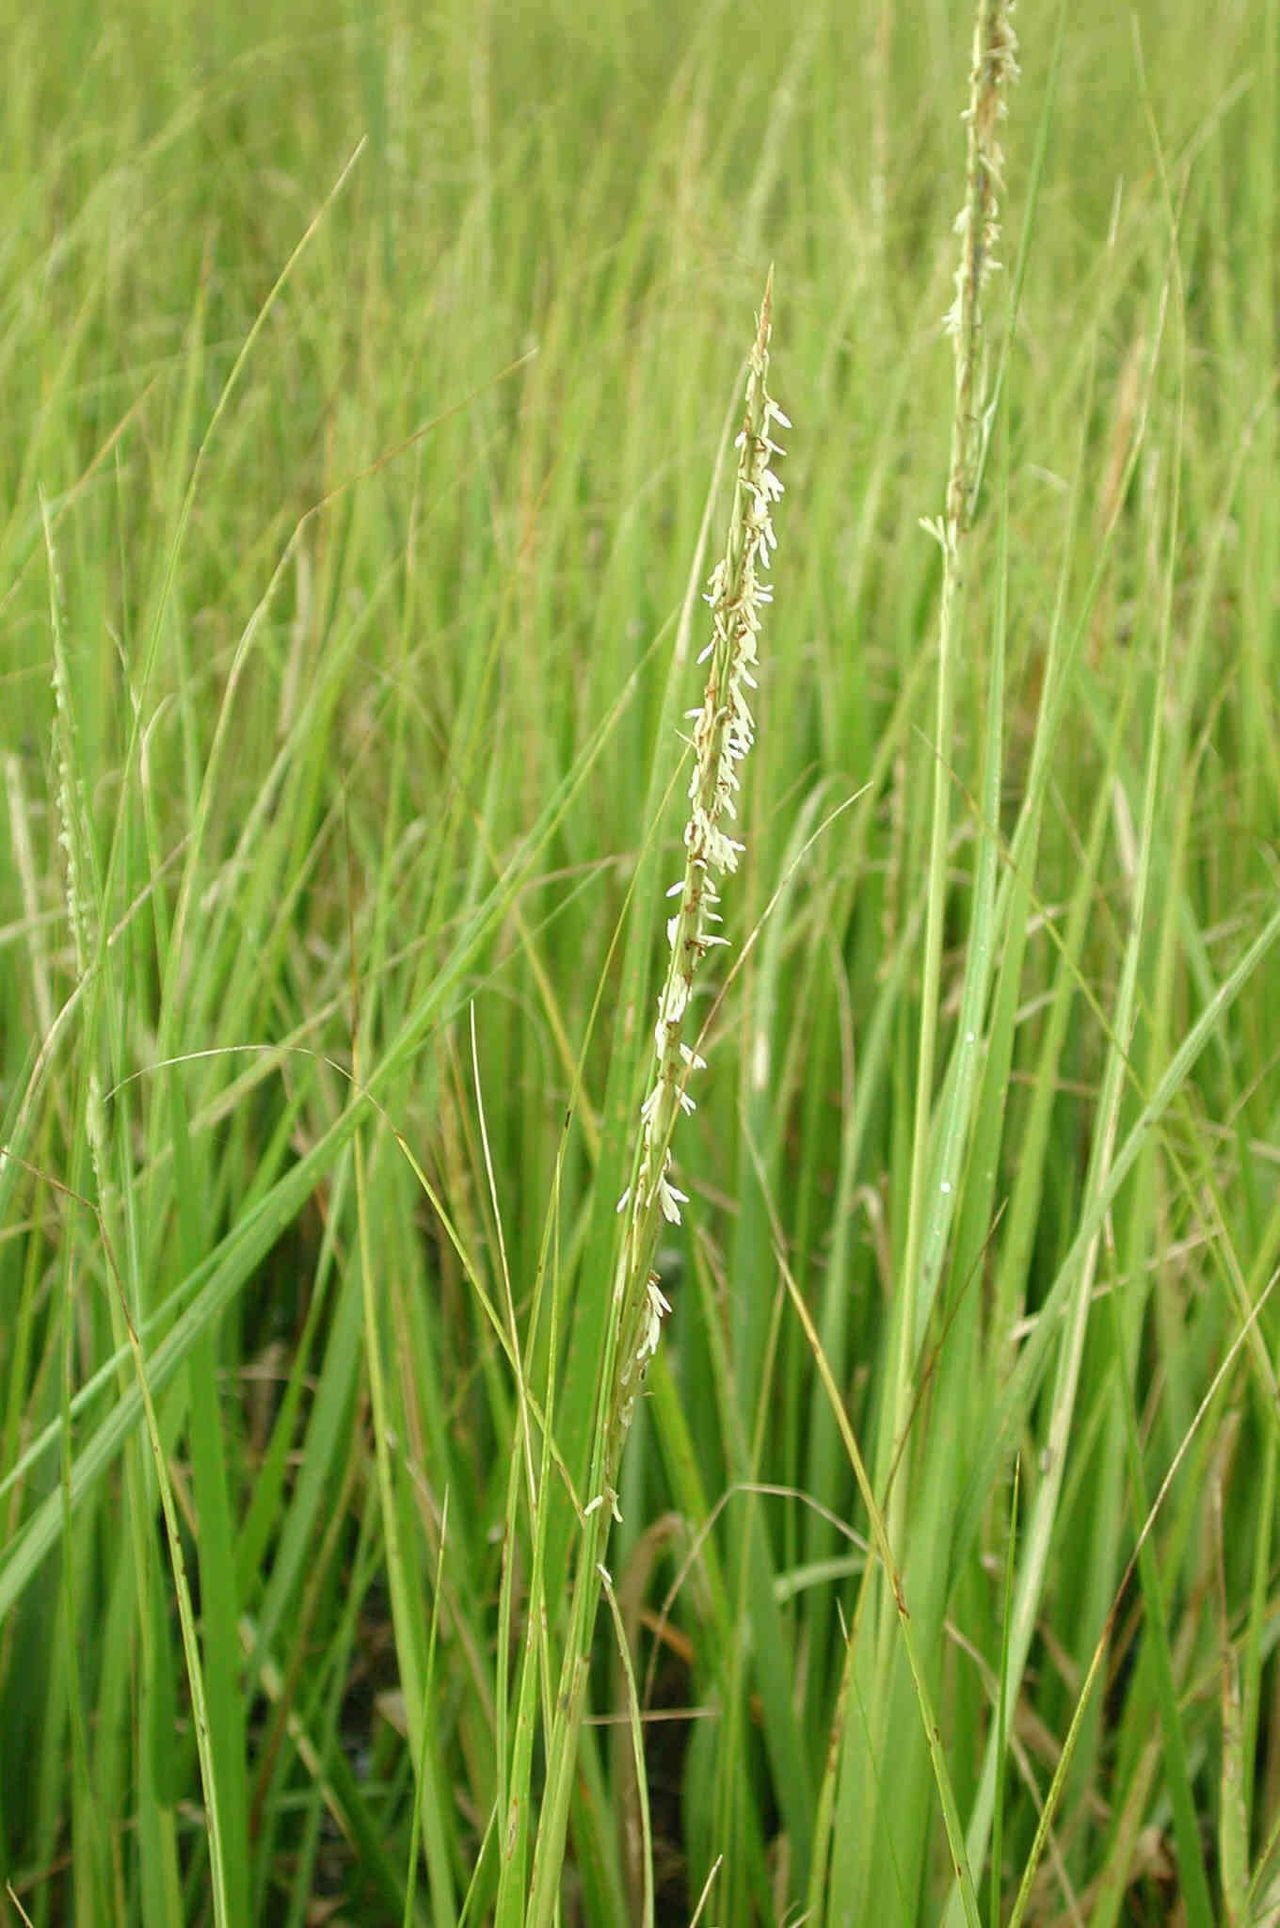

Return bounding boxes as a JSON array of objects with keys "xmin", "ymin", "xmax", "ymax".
[{"xmin": 611, "ymin": 280, "xmax": 788, "ymax": 1441}]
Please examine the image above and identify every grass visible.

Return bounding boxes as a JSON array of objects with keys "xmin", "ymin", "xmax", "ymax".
[{"xmin": 1, "ymin": 0, "xmax": 1279, "ymax": 1921}]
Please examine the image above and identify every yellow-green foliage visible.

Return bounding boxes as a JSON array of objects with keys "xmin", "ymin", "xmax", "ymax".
[{"xmin": 0, "ymin": 2, "xmax": 1277, "ymax": 1924}]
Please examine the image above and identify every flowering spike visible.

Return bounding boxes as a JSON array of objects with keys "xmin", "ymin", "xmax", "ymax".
[
  {"xmin": 943, "ymin": 0, "xmax": 1019, "ymax": 539},
  {"xmin": 610, "ymin": 278, "xmax": 787, "ymax": 1445}
]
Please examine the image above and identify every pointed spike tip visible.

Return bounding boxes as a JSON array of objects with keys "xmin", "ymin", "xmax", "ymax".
[{"xmin": 755, "ymin": 267, "xmax": 774, "ymax": 361}]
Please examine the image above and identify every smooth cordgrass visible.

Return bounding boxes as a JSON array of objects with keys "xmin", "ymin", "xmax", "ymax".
[
  {"xmin": 1, "ymin": 1, "xmax": 1278, "ymax": 1923},
  {"xmin": 501, "ymin": 278, "xmax": 788, "ymax": 1928}
]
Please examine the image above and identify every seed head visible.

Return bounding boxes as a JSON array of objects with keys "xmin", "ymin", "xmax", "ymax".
[
  {"xmin": 612, "ymin": 279, "xmax": 788, "ymax": 1437},
  {"xmin": 943, "ymin": 0, "xmax": 1019, "ymax": 537}
]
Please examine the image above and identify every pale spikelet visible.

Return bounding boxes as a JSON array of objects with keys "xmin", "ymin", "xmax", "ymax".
[
  {"xmin": 941, "ymin": 0, "xmax": 1019, "ymax": 538},
  {"xmin": 43, "ymin": 496, "xmax": 98, "ymax": 984},
  {"xmin": 43, "ymin": 496, "xmax": 110, "ymax": 1200},
  {"xmin": 611, "ymin": 275, "xmax": 787, "ymax": 1444}
]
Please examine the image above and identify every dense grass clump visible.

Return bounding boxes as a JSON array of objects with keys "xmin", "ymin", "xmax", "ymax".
[{"xmin": 2, "ymin": 1, "xmax": 1279, "ymax": 1922}]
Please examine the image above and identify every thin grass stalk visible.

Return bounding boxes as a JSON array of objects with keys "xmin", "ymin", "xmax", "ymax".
[
  {"xmin": 46, "ymin": 499, "xmax": 113, "ymax": 1921},
  {"xmin": 833, "ymin": 9, "xmax": 1016, "ymax": 1909},
  {"xmin": 880, "ymin": 0, "xmax": 1018, "ymax": 1575},
  {"xmin": 45, "ymin": 498, "xmax": 210, "ymax": 1922},
  {"xmin": 511, "ymin": 276, "xmax": 788, "ymax": 1926}
]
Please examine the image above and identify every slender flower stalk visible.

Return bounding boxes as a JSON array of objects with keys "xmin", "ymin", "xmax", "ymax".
[
  {"xmin": 842, "ymin": 14, "xmax": 1020, "ymax": 1916},
  {"xmin": 514, "ymin": 278, "xmax": 788, "ymax": 1928},
  {"xmin": 883, "ymin": 0, "xmax": 1019, "ymax": 1570},
  {"xmin": 609, "ymin": 273, "xmax": 788, "ymax": 1472}
]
